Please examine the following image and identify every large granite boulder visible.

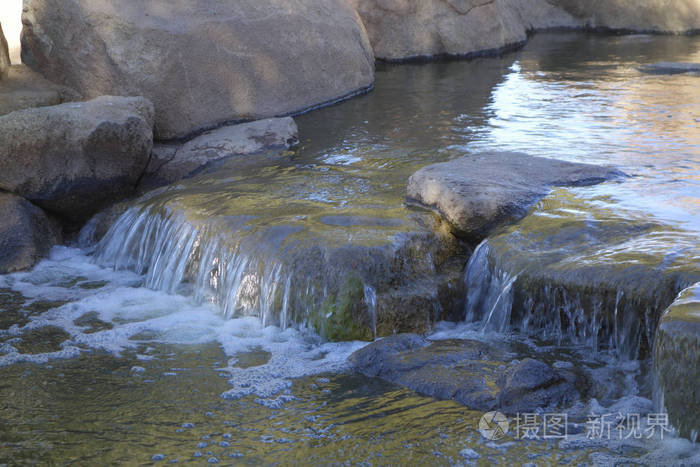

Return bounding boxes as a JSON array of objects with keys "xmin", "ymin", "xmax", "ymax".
[
  {"xmin": 21, "ymin": 0, "xmax": 375, "ymax": 140},
  {"xmin": 0, "ymin": 96, "xmax": 154, "ymax": 222},
  {"xmin": 141, "ymin": 117, "xmax": 299, "ymax": 190},
  {"xmin": 348, "ymin": 0, "xmax": 581, "ymax": 60},
  {"xmin": 0, "ymin": 65, "xmax": 79, "ymax": 116},
  {"xmin": 349, "ymin": 334, "xmax": 584, "ymax": 414},
  {"xmin": 550, "ymin": 0, "xmax": 700, "ymax": 33},
  {"xmin": 0, "ymin": 23, "xmax": 9, "ymax": 79},
  {"xmin": 407, "ymin": 152, "xmax": 623, "ymax": 240},
  {"xmin": 654, "ymin": 283, "xmax": 700, "ymax": 440},
  {"xmin": 0, "ymin": 192, "xmax": 61, "ymax": 273}
]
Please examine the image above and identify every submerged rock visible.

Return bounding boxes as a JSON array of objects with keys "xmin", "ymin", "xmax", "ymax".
[
  {"xmin": 141, "ymin": 118, "xmax": 299, "ymax": 191},
  {"xmin": 21, "ymin": 0, "xmax": 375, "ymax": 140},
  {"xmin": 0, "ymin": 192, "xmax": 61, "ymax": 273},
  {"xmin": 0, "ymin": 23, "xmax": 9, "ymax": 79},
  {"xmin": 640, "ymin": 62, "xmax": 700, "ymax": 75},
  {"xmin": 0, "ymin": 96, "xmax": 154, "ymax": 222},
  {"xmin": 349, "ymin": 334, "xmax": 584, "ymax": 414},
  {"xmin": 407, "ymin": 152, "xmax": 622, "ymax": 240},
  {"xmin": 654, "ymin": 283, "xmax": 700, "ymax": 439},
  {"xmin": 463, "ymin": 190, "xmax": 700, "ymax": 359}
]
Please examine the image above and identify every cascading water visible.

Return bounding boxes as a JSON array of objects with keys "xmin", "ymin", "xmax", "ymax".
[{"xmin": 93, "ymin": 205, "xmax": 293, "ymax": 327}]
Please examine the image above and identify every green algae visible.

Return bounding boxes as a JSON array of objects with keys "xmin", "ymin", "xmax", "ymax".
[{"xmin": 310, "ymin": 275, "xmax": 373, "ymax": 342}]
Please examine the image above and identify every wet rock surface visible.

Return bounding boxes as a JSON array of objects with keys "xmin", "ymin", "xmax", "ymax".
[
  {"xmin": 464, "ymin": 191, "xmax": 700, "ymax": 359},
  {"xmin": 654, "ymin": 283, "xmax": 700, "ymax": 439},
  {"xmin": 0, "ymin": 96, "xmax": 154, "ymax": 222},
  {"xmin": 407, "ymin": 152, "xmax": 623, "ymax": 239},
  {"xmin": 0, "ymin": 192, "xmax": 61, "ymax": 274},
  {"xmin": 21, "ymin": 0, "xmax": 374, "ymax": 140},
  {"xmin": 349, "ymin": 334, "xmax": 585, "ymax": 414},
  {"xmin": 141, "ymin": 117, "xmax": 299, "ymax": 191}
]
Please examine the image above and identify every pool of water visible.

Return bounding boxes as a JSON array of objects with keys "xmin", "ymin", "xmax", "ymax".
[{"xmin": 1, "ymin": 32, "xmax": 699, "ymax": 464}]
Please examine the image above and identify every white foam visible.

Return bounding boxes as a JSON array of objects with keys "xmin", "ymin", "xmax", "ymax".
[{"xmin": 1, "ymin": 246, "xmax": 368, "ymax": 401}]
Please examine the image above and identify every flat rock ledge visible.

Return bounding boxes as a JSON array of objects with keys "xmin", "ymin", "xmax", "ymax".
[
  {"xmin": 407, "ymin": 152, "xmax": 624, "ymax": 240},
  {"xmin": 654, "ymin": 283, "xmax": 700, "ymax": 440},
  {"xmin": 141, "ymin": 117, "xmax": 299, "ymax": 191},
  {"xmin": 349, "ymin": 334, "xmax": 584, "ymax": 415}
]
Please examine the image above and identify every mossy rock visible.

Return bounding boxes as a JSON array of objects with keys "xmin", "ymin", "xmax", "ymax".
[
  {"xmin": 654, "ymin": 283, "xmax": 700, "ymax": 440},
  {"xmin": 310, "ymin": 276, "xmax": 373, "ymax": 342}
]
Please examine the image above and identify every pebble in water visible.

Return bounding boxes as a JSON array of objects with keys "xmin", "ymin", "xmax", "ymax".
[
  {"xmin": 460, "ymin": 448, "xmax": 480, "ymax": 460},
  {"xmin": 151, "ymin": 454, "xmax": 165, "ymax": 461}
]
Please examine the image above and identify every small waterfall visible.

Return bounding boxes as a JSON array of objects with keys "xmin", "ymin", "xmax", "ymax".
[
  {"xmin": 363, "ymin": 285, "xmax": 377, "ymax": 340},
  {"xmin": 461, "ymin": 239, "xmax": 682, "ymax": 359},
  {"xmin": 93, "ymin": 205, "xmax": 293, "ymax": 325},
  {"xmin": 87, "ymin": 202, "xmax": 403, "ymax": 336}
]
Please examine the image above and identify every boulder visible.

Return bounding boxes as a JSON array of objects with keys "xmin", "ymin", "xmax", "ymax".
[
  {"xmin": 141, "ymin": 117, "xmax": 299, "ymax": 190},
  {"xmin": 640, "ymin": 62, "xmax": 700, "ymax": 75},
  {"xmin": 0, "ymin": 65, "xmax": 79, "ymax": 116},
  {"xmin": 550, "ymin": 0, "xmax": 700, "ymax": 33},
  {"xmin": 0, "ymin": 96, "xmax": 154, "ymax": 222},
  {"xmin": 0, "ymin": 23, "xmax": 9, "ymax": 79},
  {"xmin": 349, "ymin": 334, "xmax": 584, "ymax": 414},
  {"xmin": 0, "ymin": 192, "xmax": 61, "ymax": 273},
  {"xmin": 406, "ymin": 152, "xmax": 623, "ymax": 240},
  {"xmin": 349, "ymin": 0, "xmax": 583, "ymax": 60},
  {"xmin": 654, "ymin": 283, "xmax": 700, "ymax": 439},
  {"xmin": 21, "ymin": 0, "xmax": 375, "ymax": 140}
]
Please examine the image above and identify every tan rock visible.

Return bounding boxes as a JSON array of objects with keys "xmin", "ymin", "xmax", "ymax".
[
  {"xmin": 407, "ymin": 152, "xmax": 623, "ymax": 239},
  {"xmin": 0, "ymin": 96, "xmax": 154, "ymax": 222},
  {"xmin": 550, "ymin": 0, "xmax": 700, "ymax": 33},
  {"xmin": 21, "ymin": 0, "xmax": 375, "ymax": 140},
  {"xmin": 0, "ymin": 65, "xmax": 80, "ymax": 116},
  {"xmin": 350, "ymin": 0, "xmax": 582, "ymax": 60}
]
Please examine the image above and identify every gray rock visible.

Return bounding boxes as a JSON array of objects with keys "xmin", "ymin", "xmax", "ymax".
[
  {"xmin": 640, "ymin": 62, "xmax": 700, "ymax": 75},
  {"xmin": 21, "ymin": 0, "xmax": 374, "ymax": 140},
  {"xmin": 0, "ymin": 96, "xmax": 154, "ymax": 222},
  {"xmin": 0, "ymin": 22, "xmax": 9, "ymax": 79},
  {"xmin": 654, "ymin": 283, "xmax": 700, "ymax": 440},
  {"xmin": 0, "ymin": 65, "xmax": 79, "ymax": 116},
  {"xmin": 0, "ymin": 192, "xmax": 60, "ymax": 273},
  {"xmin": 407, "ymin": 152, "xmax": 623, "ymax": 240},
  {"xmin": 141, "ymin": 117, "xmax": 298, "ymax": 190},
  {"xmin": 349, "ymin": 335, "xmax": 584, "ymax": 414}
]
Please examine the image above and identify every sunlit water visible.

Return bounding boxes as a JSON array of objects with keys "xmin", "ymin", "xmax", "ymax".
[{"xmin": 1, "ymin": 33, "xmax": 699, "ymax": 464}]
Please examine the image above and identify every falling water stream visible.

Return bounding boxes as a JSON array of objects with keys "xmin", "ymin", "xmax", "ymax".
[{"xmin": 1, "ymin": 33, "xmax": 699, "ymax": 464}]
